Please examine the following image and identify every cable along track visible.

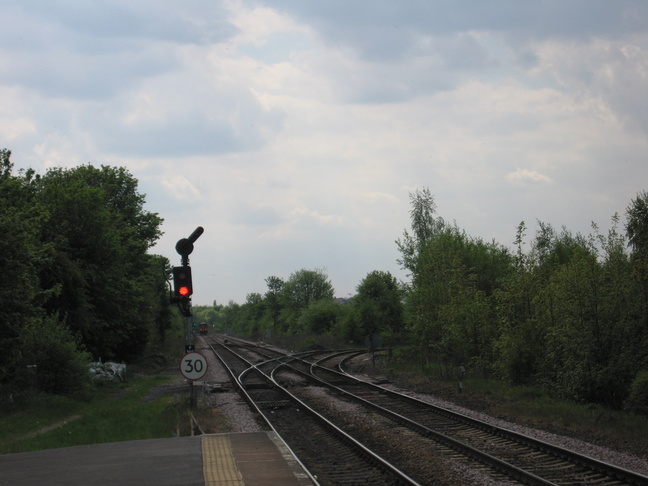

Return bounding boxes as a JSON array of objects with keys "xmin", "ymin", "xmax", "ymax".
[{"xmin": 204, "ymin": 337, "xmax": 420, "ymax": 486}]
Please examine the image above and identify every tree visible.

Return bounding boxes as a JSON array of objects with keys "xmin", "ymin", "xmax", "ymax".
[
  {"xmin": 0, "ymin": 150, "xmax": 48, "ymax": 373},
  {"xmin": 281, "ymin": 268, "xmax": 335, "ymax": 333},
  {"xmin": 626, "ymin": 191, "xmax": 648, "ymax": 258},
  {"xmin": 33, "ymin": 164, "xmax": 164, "ymax": 361},
  {"xmin": 16, "ymin": 316, "xmax": 91, "ymax": 396},
  {"xmin": 0, "ymin": 150, "xmax": 171, "ymax": 396},
  {"xmin": 282, "ymin": 268, "xmax": 334, "ymax": 308},
  {"xmin": 355, "ymin": 271, "xmax": 404, "ymax": 346},
  {"xmin": 626, "ymin": 191, "xmax": 648, "ymax": 345},
  {"xmin": 265, "ymin": 276, "xmax": 284, "ymax": 332},
  {"xmin": 396, "ymin": 187, "xmax": 445, "ymax": 274},
  {"xmin": 298, "ymin": 299, "xmax": 341, "ymax": 335},
  {"xmin": 397, "ymin": 188, "xmax": 512, "ymax": 373}
]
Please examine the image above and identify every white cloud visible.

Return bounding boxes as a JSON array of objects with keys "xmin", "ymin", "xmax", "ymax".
[
  {"xmin": 528, "ymin": 34, "xmax": 648, "ymax": 135},
  {"xmin": 2, "ymin": 0, "xmax": 647, "ymax": 304},
  {"xmin": 506, "ymin": 168, "xmax": 552, "ymax": 185},
  {"xmin": 0, "ymin": 117, "xmax": 35, "ymax": 141},
  {"xmin": 227, "ymin": 1, "xmax": 312, "ymax": 48},
  {"xmin": 161, "ymin": 175, "xmax": 203, "ymax": 202}
]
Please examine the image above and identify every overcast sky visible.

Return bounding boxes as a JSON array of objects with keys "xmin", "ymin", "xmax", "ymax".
[{"xmin": 2, "ymin": 1, "xmax": 647, "ymax": 305}]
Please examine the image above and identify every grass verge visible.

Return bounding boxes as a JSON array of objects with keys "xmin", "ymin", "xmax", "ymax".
[
  {"xmin": 383, "ymin": 360, "xmax": 648, "ymax": 454},
  {"xmin": 464, "ymin": 376, "xmax": 648, "ymax": 446},
  {"xmin": 0, "ymin": 375, "xmax": 182, "ymax": 454}
]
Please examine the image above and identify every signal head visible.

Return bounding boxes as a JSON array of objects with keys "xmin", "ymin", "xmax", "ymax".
[{"xmin": 172, "ymin": 266, "xmax": 193, "ymax": 298}]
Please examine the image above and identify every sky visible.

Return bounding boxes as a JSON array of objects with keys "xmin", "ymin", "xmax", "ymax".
[{"xmin": 1, "ymin": 1, "xmax": 647, "ymax": 305}]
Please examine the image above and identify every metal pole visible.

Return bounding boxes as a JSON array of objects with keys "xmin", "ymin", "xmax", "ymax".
[
  {"xmin": 174, "ymin": 227, "xmax": 204, "ymax": 410},
  {"xmin": 185, "ymin": 314, "xmax": 194, "ymax": 352},
  {"xmin": 189, "ymin": 381, "xmax": 197, "ymax": 409}
]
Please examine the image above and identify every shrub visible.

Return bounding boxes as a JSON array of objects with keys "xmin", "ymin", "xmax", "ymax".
[
  {"xmin": 625, "ymin": 371, "xmax": 648, "ymax": 415},
  {"xmin": 16, "ymin": 316, "xmax": 92, "ymax": 396}
]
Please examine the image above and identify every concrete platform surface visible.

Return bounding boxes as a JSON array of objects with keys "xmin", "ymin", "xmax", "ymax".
[{"xmin": 0, "ymin": 432, "xmax": 314, "ymax": 486}]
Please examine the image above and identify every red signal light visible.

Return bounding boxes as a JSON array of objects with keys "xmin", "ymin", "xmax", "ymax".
[{"xmin": 172, "ymin": 266, "xmax": 193, "ymax": 298}]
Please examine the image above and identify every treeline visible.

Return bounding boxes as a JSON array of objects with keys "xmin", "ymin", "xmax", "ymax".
[
  {"xmin": 196, "ymin": 188, "xmax": 648, "ymax": 411},
  {"xmin": 0, "ymin": 149, "xmax": 173, "ymax": 396},
  {"xmin": 195, "ymin": 267, "xmax": 404, "ymax": 348}
]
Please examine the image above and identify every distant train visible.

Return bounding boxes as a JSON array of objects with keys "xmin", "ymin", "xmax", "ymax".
[{"xmin": 198, "ymin": 323, "xmax": 208, "ymax": 335}]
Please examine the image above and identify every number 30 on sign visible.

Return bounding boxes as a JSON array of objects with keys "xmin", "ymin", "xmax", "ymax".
[{"xmin": 180, "ymin": 352, "xmax": 208, "ymax": 380}]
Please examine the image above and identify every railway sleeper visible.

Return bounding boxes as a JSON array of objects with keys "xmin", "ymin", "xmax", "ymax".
[
  {"xmin": 243, "ymin": 382, "xmax": 274, "ymax": 390},
  {"xmin": 256, "ymin": 400, "xmax": 292, "ymax": 410}
]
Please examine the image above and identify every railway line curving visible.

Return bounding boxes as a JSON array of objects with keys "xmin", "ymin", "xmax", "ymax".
[{"xmin": 201, "ymin": 335, "xmax": 648, "ymax": 486}]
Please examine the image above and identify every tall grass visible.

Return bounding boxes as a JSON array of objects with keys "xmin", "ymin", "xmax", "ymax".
[
  {"xmin": 384, "ymin": 359, "xmax": 648, "ymax": 447},
  {"xmin": 0, "ymin": 375, "xmax": 180, "ymax": 454}
]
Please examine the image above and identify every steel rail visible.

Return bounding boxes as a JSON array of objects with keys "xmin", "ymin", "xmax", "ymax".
[
  {"xmin": 211, "ymin": 338, "xmax": 648, "ymax": 485},
  {"xmin": 205, "ymin": 337, "xmax": 421, "ymax": 486},
  {"xmin": 323, "ymin": 351, "xmax": 648, "ymax": 486},
  {"xmin": 280, "ymin": 357, "xmax": 558, "ymax": 486},
  {"xmin": 202, "ymin": 338, "xmax": 320, "ymax": 486}
]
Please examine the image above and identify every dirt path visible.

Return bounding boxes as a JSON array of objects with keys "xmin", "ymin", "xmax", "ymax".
[{"xmin": 23, "ymin": 415, "xmax": 82, "ymax": 438}]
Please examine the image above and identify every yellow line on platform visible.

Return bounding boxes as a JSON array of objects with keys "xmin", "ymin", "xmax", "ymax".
[{"xmin": 202, "ymin": 435, "xmax": 244, "ymax": 485}]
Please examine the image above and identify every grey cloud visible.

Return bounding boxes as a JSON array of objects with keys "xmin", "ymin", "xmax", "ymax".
[
  {"xmin": 230, "ymin": 205, "xmax": 285, "ymax": 227},
  {"xmin": 326, "ymin": 59, "xmax": 455, "ymax": 104},
  {"xmin": 80, "ymin": 72, "xmax": 285, "ymax": 158},
  {"xmin": 10, "ymin": 0, "xmax": 237, "ymax": 46},
  {"xmin": 310, "ymin": 32, "xmax": 497, "ymax": 104},
  {"xmin": 527, "ymin": 37, "xmax": 648, "ymax": 136},
  {"xmin": 436, "ymin": 34, "xmax": 498, "ymax": 71},
  {"xmin": 0, "ymin": 1, "xmax": 238, "ymax": 100},
  {"xmin": 98, "ymin": 114, "xmax": 250, "ymax": 157},
  {"xmin": 0, "ymin": 46, "xmax": 176, "ymax": 100},
  {"xmin": 269, "ymin": 1, "xmax": 646, "ymax": 58},
  {"xmin": 89, "ymin": 109, "xmax": 280, "ymax": 158}
]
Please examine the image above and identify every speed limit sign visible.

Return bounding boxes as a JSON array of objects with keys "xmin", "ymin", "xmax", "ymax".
[{"xmin": 180, "ymin": 352, "xmax": 208, "ymax": 380}]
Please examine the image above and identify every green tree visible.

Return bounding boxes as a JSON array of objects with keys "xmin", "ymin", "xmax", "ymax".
[
  {"xmin": 281, "ymin": 268, "xmax": 334, "ymax": 333},
  {"xmin": 396, "ymin": 189, "xmax": 449, "ymax": 368},
  {"xmin": 398, "ymin": 188, "xmax": 512, "ymax": 373},
  {"xmin": 282, "ymin": 268, "xmax": 334, "ymax": 308},
  {"xmin": 265, "ymin": 276, "xmax": 284, "ymax": 332},
  {"xmin": 494, "ymin": 218, "xmax": 643, "ymax": 406},
  {"xmin": 626, "ymin": 192, "xmax": 648, "ymax": 343},
  {"xmin": 33, "ymin": 165, "xmax": 164, "ymax": 361},
  {"xmin": 355, "ymin": 271, "xmax": 404, "ymax": 347},
  {"xmin": 16, "ymin": 316, "xmax": 91, "ymax": 396},
  {"xmin": 0, "ymin": 151, "xmax": 170, "ymax": 396},
  {"xmin": 396, "ymin": 187, "xmax": 446, "ymax": 274},
  {"xmin": 298, "ymin": 299, "xmax": 341, "ymax": 334},
  {"xmin": 626, "ymin": 191, "xmax": 648, "ymax": 258},
  {"xmin": 0, "ymin": 150, "xmax": 47, "ymax": 367}
]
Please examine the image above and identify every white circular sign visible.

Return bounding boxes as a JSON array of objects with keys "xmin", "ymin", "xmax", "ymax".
[{"xmin": 180, "ymin": 352, "xmax": 208, "ymax": 380}]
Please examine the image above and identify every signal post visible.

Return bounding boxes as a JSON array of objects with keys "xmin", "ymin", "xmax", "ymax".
[{"xmin": 171, "ymin": 226, "xmax": 205, "ymax": 408}]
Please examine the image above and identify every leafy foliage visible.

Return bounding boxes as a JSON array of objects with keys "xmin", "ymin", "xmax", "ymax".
[
  {"xmin": 354, "ymin": 270, "xmax": 404, "ymax": 346},
  {"xmin": 626, "ymin": 371, "xmax": 648, "ymax": 415},
  {"xmin": 393, "ymin": 187, "xmax": 648, "ymax": 407},
  {"xmin": 16, "ymin": 316, "xmax": 92, "ymax": 396},
  {"xmin": 0, "ymin": 150, "xmax": 170, "ymax": 396},
  {"xmin": 196, "ymin": 185, "xmax": 648, "ymax": 411}
]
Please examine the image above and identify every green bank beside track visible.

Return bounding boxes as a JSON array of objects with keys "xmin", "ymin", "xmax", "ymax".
[
  {"xmin": 0, "ymin": 374, "xmax": 184, "ymax": 454},
  {"xmin": 382, "ymin": 361, "xmax": 648, "ymax": 458}
]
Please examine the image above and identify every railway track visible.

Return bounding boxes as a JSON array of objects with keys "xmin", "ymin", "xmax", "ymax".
[
  {"xmin": 292, "ymin": 353, "xmax": 648, "ymax": 486},
  {"xmin": 204, "ymin": 336, "xmax": 420, "ymax": 485},
  {"xmin": 204, "ymin": 335, "xmax": 648, "ymax": 485}
]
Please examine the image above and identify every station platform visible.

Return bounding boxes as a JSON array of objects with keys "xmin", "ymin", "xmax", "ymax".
[{"xmin": 0, "ymin": 432, "xmax": 315, "ymax": 486}]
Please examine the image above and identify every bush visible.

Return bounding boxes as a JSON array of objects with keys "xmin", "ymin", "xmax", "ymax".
[
  {"xmin": 16, "ymin": 317, "xmax": 92, "ymax": 396},
  {"xmin": 625, "ymin": 371, "xmax": 648, "ymax": 415},
  {"xmin": 297, "ymin": 299, "xmax": 341, "ymax": 335}
]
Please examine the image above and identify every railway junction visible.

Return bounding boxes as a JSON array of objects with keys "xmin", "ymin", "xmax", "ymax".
[{"xmin": 2, "ymin": 334, "xmax": 648, "ymax": 485}]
